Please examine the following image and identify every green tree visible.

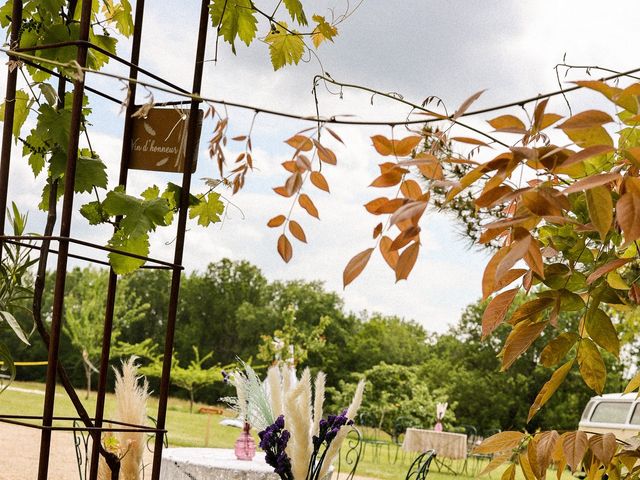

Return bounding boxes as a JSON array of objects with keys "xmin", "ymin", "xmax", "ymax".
[{"xmin": 62, "ymin": 267, "xmax": 149, "ymax": 398}]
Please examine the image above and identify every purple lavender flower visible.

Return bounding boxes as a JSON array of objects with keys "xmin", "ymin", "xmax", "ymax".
[{"xmin": 259, "ymin": 415, "xmax": 294, "ymax": 480}]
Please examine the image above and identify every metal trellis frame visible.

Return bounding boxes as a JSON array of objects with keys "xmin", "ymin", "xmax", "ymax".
[{"xmin": 0, "ymin": 0, "xmax": 210, "ymax": 479}]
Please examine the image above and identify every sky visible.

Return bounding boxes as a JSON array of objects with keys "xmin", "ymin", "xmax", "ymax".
[{"xmin": 4, "ymin": 0, "xmax": 640, "ymax": 332}]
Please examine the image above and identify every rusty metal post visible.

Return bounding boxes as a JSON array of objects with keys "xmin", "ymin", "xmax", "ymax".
[
  {"xmin": 88, "ymin": 0, "xmax": 146, "ymax": 477},
  {"xmin": 150, "ymin": 0, "xmax": 210, "ymax": 477},
  {"xmin": 0, "ymin": 0, "xmax": 23, "ymax": 249},
  {"xmin": 37, "ymin": 0, "xmax": 94, "ymax": 478}
]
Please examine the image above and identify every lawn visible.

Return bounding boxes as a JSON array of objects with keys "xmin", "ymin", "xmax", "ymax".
[{"xmin": 0, "ymin": 381, "xmax": 572, "ymax": 480}]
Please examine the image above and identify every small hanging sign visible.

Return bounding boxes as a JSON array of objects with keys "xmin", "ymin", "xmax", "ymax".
[{"xmin": 129, "ymin": 107, "xmax": 203, "ymax": 173}]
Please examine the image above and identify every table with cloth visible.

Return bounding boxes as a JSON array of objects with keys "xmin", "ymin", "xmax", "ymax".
[
  {"xmin": 402, "ymin": 428, "xmax": 468, "ymax": 474},
  {"xmin": 160, "ymin": 448, "xmax": 279, "ymax": 480}
]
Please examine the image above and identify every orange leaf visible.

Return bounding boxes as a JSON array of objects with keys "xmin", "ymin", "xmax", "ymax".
[
  {"xmin": 586, "ymin": 258, "xmax": 632, "ymax": 284},
  {"xmin": 475, "ymin": 431, "xmax": 524, "ymax": 454},
  {"xmin": 509, "ymin": 297, "xmax": 555, "ymax": 325},
  {"xmin": 371, "ymin": 135, "xmax": 393, "ymax": 156},
  {"xmin": 501, "ymin": 320, "xmax": 547, "ymax": 370},
  {"xmin": 289, "ymin": 220, "xmax": 307, "ymax": 243},
  {"xmin": 496, "ymin": 235, "xmax": 532, "ymax": 284},
  {"xmin": 451, "ymin": 136, "xmax": 490, "ymax": 147},
  {"xmin": 483, "ymin": 248, "xmax": 508, "ymax": 299},
  {"xmin": 395, "ymin": 242, "xmax": 420, "ymax": 281},
  {"xmin": 380, "ymin": 236, "xmax": 399, "ymax": 269},
  {"xmin": 343, "ymin": 248, "xmax": 374, "ymax": 287},
  {"xmin": 314, "ymin": 140, "xmax": 337, "ymax": 165},
  {"xmin": 563, "ymin": 172, "xmax": 620, "ymax": 194},
  {"xmin": 389, "ymin": 201, "xmax": 427, "ymax": 227},
  {"xmin": 310, "ymin": 171, "xmax": 330, "ymax": 192},
  {"xmin": 299, "ymin": 194, "xmax": 319, "ymax": 219},
  {"xmin": 389, "ymin": 227, "xmax": 421, "ymax": 251},
  {"xmin": 393, "ymin": 136, "xmax": 423, "ymax": 156},
  {"xmin": 277, "ymin": 234, "xmax": 293, "ymax": 263},
  {"xmin": 400, "ymin": 179, "xmax": 423, "ymax": 200},
  {"xmin": 273, "ymin": 186, "xmax": 293, "ymax": 198},
  {"xmin": 482, "ymin": 288, "xmax": 519, "ymax": 339},
  {"xmin": 285, "ymin": 134, "xmax": 313, "ymax": 151},
  {"xmin": 267, "ymin": 215, "xmax": 286, "ymax": 227},
  {"xmin": 558, "ymin": 110, "xmax": 614, "ymax": 130},
  {"xmin": 487, "ymin": 114, "xmax": 526, "ymax": 132},
  {"xmin": 373, "ymin": 222, "xmax": 383, "ymax": 239},
  {"xmin": 370, "ymin": 169, "xmax": 404, "ymax": 188}
]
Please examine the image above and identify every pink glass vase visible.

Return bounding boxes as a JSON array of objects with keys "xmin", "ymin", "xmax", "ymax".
[{"xmin": 235, "ymin": 422, "xmax": 256, "ymax": 460}]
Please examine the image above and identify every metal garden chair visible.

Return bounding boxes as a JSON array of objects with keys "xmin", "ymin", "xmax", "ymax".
[
  {"xmin": 336, "ymin": 427, "xmax": 364, "ymax": 480},
  {"xmin": 405, "ymin": 449, "xmax": 437, "ymax": 480}
]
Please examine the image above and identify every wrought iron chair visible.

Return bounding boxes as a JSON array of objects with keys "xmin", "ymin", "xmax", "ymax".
[
  {"xmin": 335, "ymin": 427, "xmax": 364, "ymax": 480},
  {"xmin": 73, "ymin": 420, "xmax": 91, "ymax": 480},
  {"xmin": 405, "ymin": 449, "xmax": 436, "ymax": 480},
  {"xmin": 357, "ymin": 411, "xmax": 387, "ymax": 463}
]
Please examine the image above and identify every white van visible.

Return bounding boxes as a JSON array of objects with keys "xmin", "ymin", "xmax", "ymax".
[{"xmin": 578, "ymin": 393, "xmax": 640, "ymax": 441}]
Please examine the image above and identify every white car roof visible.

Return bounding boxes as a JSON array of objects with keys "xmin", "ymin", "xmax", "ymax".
[{"xmin": 590, "ymin": 393, "xmax": 639, "ymax": 401}]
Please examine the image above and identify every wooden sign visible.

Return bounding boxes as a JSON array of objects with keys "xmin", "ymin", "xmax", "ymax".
[{"xmin": 129, "ymin": 107, "xmax": 203, "ymax": 173}]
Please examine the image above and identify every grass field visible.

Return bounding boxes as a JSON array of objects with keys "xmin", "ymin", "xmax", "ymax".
[{"xmin": 0, "ymin": 381, "xmax": 573, "ymax": 479}]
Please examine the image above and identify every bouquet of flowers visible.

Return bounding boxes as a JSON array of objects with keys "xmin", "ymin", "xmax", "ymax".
[{"xmin": 223, "ymin": 362, "xmax": 365, "ymax": 480}]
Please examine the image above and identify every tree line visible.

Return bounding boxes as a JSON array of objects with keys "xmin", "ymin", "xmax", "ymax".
[{"xmin": 4, "ymin": 259, "xmax": 629, "ymax": 436}]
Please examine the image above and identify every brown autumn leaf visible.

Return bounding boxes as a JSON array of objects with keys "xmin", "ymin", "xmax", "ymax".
[
  {"xmin": 343, "ymin": 247, "xmax": 374, "ymax": 287},
  {"xmin": 375, "ymin": 198, "xmax": 407, "ymax": 214},
  {"xmin": 562, "ymin": 431, "xmax": 588, "ymax": 473},
  {"xmin": 273, "ymin": 186, "xmax": 293, "ymax": 198},
  {"xmin": 560, "ymin": 145, "xmax": 614, "ymax": 169},
  {"xmin": 586, "ymin": 257, "xmax": 632, "ymax": 284},
  {"xmin": 540, "ymin": 113, "xmax": 563, "ymax": 131},
  {"xmin": 487, "ymin": 114, "xmax": 526, "ymax": 132},
  {"xmin": 481, "ymin": 288, "xmax": 519, "ymax": 339},
  {"xmin": 310, "ymin": 171, "xmax": 330, "ymax": 192},
  {"xmin": 371, "ymin": 135, "xmax": 393, "ymax": 156},
  {"xmin": 483, "ymin": 247, "xmax": 509, "ymax": 299},
  {"xmin": 289, "ymin": 220, "xmax": 307, "ymax": 243},
  {"xmin": 536, "ymin": 431, "xmax": 560, "ymax": 475},
  {"xmin": 519, "ymin": 451, "xmax": 536, "ymax": 480},
  {"xmin": 285, "ymin": 134, "xmax": 313, "ymax": 151},
  {"xmin": 563, "ymin": 172, "xmax": 620, "ymax": 194},
  {"xmin": 528, "ymin": 360, "xmax": 573, "ymax": 422},
  {"xmin": 479, "ymin": 453, "xmax": 512, "ymax": 477},
  {"xmin": 617, "ymin": 190, "xmax": 640, "ymax": 245},
  {"xmin": 451, "ymin": 136, "xmax": 490, "ymax": 147},
  {"xmin": 296, "ymin": 154, "xmax": 313, "ymax": 171},
  {"xmin": 380, "ymin": 236, "xmax": 399, "ymax": 270},
  {"xmin": 299, "ymin": 194, "xmax": 319, "ymax": 219},
  {"xmin": 558, "ymin": 110, "xmax": 614, "ymax": 130},
  {"xmin": 475, "ymin": 185, "xmax": 513, "ymax": 209},
  {"xmin": 624, "ymin": 371, "xmax": 640, "ymax": 394},
  {"xmin": 284, "ymin": 173, "xmax": 303, "ymax": 196},
  {"xmin": 389, "ymin": 226, "xmax": 421, "ymax": 251},
  {"xmin": 474, "ymin": 431, "xmax": 525, "ymax": 454},
  {"xmin": 494, "ymin": 269, "xmax": 527, "ymax": 292},
  {"xmin": 453, "ymin": 89, "xmax": 485, "ymax": 119},
  {"xmin": 370, "ymin": 169, "xmax": 404, "ymax": 188},
  {"xmin": 314, "ymin": 140, "xmax": 337, "ymax": 165},
  {"xmin": 524, "ymin": 239, "xmax": 545, "ymax": 279},
  {"xmin": 277, "ymin": 234, "xmax": 293, "ymax": 263},
  {"xmin": 533, "ymin": 98, "xmax": 549, "ymax": 132},
  {"xmin": 501, "ymin": 320, "xmax": 547, "ymax": 370},
  {"xmin": 395, "ymin": 242, "xmax": 420, "ymax": 282},
  {"xmin": 267, "ymin": 215, "xmax": 286, "ymax": 228},
  {"xmin": 373, "ymin": 222, "xmax": 383, "ymax": 239},
  {"xmin": 577, "ymin": 339, "xmax": 606, "ymax": 394},
  {"xmin": 389, "ymin": 201, "xmax": 428, "ymax": 227},
  {"xmin": 400, "ymin": 179, "xmax": 423, "ymax": 200},
  {"xmin": 495, "ymin": 235, "xmax": 532, "ymax": 284},
  {"xmin": 589, "ymin": 433, "xmax": 617, "ymax": 466},
  {"xmin": 326, "ymin": 127, "xmax": 344, "ymax": 144},
  {"xmin": 282, "ymin": 160, "xmax": 298, "ymax": 173}
]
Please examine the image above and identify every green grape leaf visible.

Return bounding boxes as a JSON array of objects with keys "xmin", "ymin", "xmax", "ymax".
[
  {"xmin": 80, "ymin": 201, "xmax": 108, "ymax": 225},
  {"xmin": 108, "ymin": 229, "xmax": 149, "ymax": 275},
  {"xmin": 38, "ymin": 181, "xmax": 64, "ymax": 211},
  {"xmin": 0, "ymin": 90, "xmax": 33, "ymax": 142},
  {"xmin": 88, "ymin": 31, "xmax": 117, "ymax": 70},
  {"xmin": 189, "ymin": 192, "xmax": 224, "ymax": 226},
  {"xmin": 265, "ymin": 24, "xmax": 305, "ymax": 70},
  {"xmin": 102, "ymin": 0, "xmax": 134, "ymax": 37},
  {"xmin": 283, "ymin": 0, "xmax": 307, "ymax": 26},
  {"xmin": 209, "ymin": 0, "xmax": 258, "ymax": 52},
  {"xmin": 38, "ymin": 83, "xmax": 58, "ymax": 106},
  {"xmin": 103, "ymin": 186, "xmax": 171, "ymax": 238},
  {"xmin": 312, "ymin": 15, "xmax": 338, "ymax": 48},
  {"xmin": 49, "ymin": 150, "xmax": 107, "ymax": 193}
]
